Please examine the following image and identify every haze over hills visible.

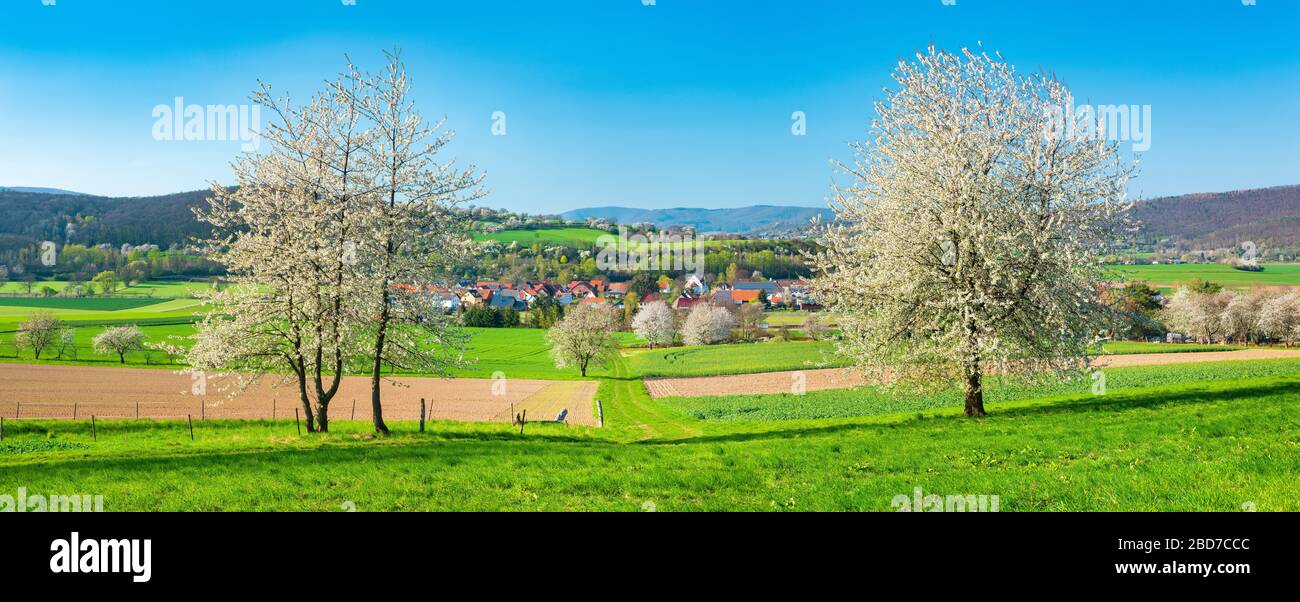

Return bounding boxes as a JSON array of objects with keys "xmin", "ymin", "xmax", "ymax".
[
  {"xmin": 0, "ymin": 186, "xmax": 89, "ymax": 196},
  {"xmin": 3, "ymin": 184, "xmax": 1300, "ymax": 255}
]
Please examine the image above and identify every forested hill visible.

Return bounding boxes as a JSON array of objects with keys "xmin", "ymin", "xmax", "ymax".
[
  {"xmin": 1130, "ymin": 184, "xmax": 1300, "ymax": 254},
  {"xmin": 0, "ymin": 189, "xmax": 213, "ymax": 250}
]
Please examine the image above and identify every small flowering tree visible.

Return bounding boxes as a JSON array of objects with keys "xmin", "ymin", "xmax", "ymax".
[
  {"xmin": 16, "ymin": 312, "xmax": 62, "ymax": 360},
  {"xmin": 548, "ymin": 303, "xmax": 622, "ymax": 377},
  {"xmin": 682, "ymin": 303, "xmax": 736, "ymax": 346},
  {"xmin": 1220, "ymin": 292, "xmax": 1261, "ymax": 344},
  {"xmin": 811, "ymin": 45, "xmax": 1135, "ymax": 417},
  {"xmin": 632, "ymin": 301, "xmax": 676, "ymax": 348},
  {"xmin": 94, "ymin": 325, "xmax": 145, "ymax": 364},
  {"xmin": 1164, "ymin": 288, "xmax": 1229, "ymax": 343},
  {"xmin": 1257, "ymin": 293, "xmax": 1300, "ymax": 345}
]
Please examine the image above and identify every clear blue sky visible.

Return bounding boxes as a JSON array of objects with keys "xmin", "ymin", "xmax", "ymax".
[{"xmin": 1, "ymin": 0, "xmax": 1297, "ymax": 212}]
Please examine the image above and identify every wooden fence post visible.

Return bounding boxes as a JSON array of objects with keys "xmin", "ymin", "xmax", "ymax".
[
  {"xmin": 519, "ymin": 409, "xmax": 526, "ymax": 435},
  {"xmin": 14, "ymin": 401, "xmax": 18, "ymax": 419},
  {"xmin": 91, "ymin": 415, "xmax": 97, "ymax": 441},
  {"xmin": 135, "ymin": 401, "xmax": 140, "ymax": 419},
  {"xmin": 272, "ymin": 398, "xmax": 276, "ymax": 420},
  {"xmin": 73, "ymin": 402, "xmax": 77, "ymax": 420},
  {"xmin": 419, "ymin": 398, "xmax": 426, "ymax": 433},
  {"xmin": 351, "ymin": 399, "xmax": 356, "ymax": 421},
  {"xmin": 187, "ymin": 414, "xmax": 194, "ymax": 441},
  {"xmin": 200, "ymin": 399, "xmax": 205, "ymax": 420},
  {"xmin": 1, "ymin": 416, "xmax": 4, "ymax": 441}
]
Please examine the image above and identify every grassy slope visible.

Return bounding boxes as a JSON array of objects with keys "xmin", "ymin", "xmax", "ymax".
[
  {"xmin": 2, "ymin": 371, "xmax": 1296, "ymax": 510},
  {"xmin": 472, "ymin": 228, "xmax": 609, "ymax": 248},
  {"xmin": 628, "ymin": 340, "xmax": 846, "ymax": 377}
]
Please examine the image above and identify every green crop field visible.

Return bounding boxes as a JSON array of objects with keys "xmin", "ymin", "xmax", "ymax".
[
  {"xmin": 447, "ymin": 327, "xmax": 638, "ymax": 380},
  {"xmin": 624, "ymin": 339, "xmax": 1242, "ymax": 379},
  {"xmin": 0, "ymin": 279, "xmax": 211, "ymax": 298},
  {"xmin": 0, "ymin": 296, "xmax": 167, "ymax": 312},
  {"xmin": 660, "ymin": 357, "xmax": 1300, "ymax": 422},
  {"xmin": 1107, "ymin": 262, "xmax": 1300, "ymax": 289},
  {"xmin": 628, "ymin": 340, "xmax": 847, "ymax": 377},
  {"xmin": 473, "ymin": 227, "xmax": 610, "ymax": 248}
]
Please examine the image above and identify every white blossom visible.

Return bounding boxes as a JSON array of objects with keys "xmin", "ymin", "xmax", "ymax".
[
  {"xmin": 810, "ymin": 45, "xmax": 1136, "ymax": 416},
  {"xmin": 631, "ymin": 301, "xmax": 676, "ymax": 348}
]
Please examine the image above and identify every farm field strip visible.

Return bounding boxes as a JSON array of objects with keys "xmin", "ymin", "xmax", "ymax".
[
  {"xmin": 492, "ymin": 380, "xmax": 600, "ymax": 426},
  {"xmin": 0, "ymin": 363, "xmax": 598, "ymax": 423},
  {"xmin": 644, "ymin": 348, "xmax": 1300, "ymax": 399}
]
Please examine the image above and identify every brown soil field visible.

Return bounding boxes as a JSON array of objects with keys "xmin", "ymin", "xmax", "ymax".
[
  {"xmin": 644, "ymin": 349, "xmax": 1300, "ymax": 398},
  {"xmin": 0, "ymin": 363, "xmax": 597, "ymax": 424}
]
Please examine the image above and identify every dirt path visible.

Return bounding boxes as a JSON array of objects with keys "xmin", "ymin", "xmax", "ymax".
[
  {"xmin": 644, "ymin": 349, "xmax": 1300, "ymax": 399},
  {"xmin": 0, "ymin": 363, "xmax": 596, "ymax": 424},
  {"xmin": 491, "ymin": 380, "xmax": 601, "ymax": 426}
]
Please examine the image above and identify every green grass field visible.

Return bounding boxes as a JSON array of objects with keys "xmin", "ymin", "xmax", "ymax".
[
  {"xmin": 1107, "ymin": 262, "xmax": 1300, "ymax": 289},
  {"xmin": 1, "ymin": 361, "xmax": 1295, "ymax": 510},
  {"xmin": 0, "ymin": 279, "xmax": 210, "ymax": 298},
  {"xmin": 628, "ymin": 339, "xmax": 846, "ymax": 377},
  {"xmin": 0, "ymin": 296, "xmax": 167, "ymax": 311},
  {"xmin": 473, "ymin": 227, "xmax": 610, "ymax": 248}
]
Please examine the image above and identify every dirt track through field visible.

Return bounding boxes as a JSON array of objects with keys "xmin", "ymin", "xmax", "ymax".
[
  {"xmin": 0, "ymin": 363, "xmax": 597, "ymax": 425},
  {"xmin": 643, "ymin": 349, "xmax": 1300, "ymax": 398}
]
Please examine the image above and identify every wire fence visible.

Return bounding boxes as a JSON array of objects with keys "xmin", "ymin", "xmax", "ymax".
[{"xmin": 0, "ymin": 398, "xmax": 459, "ymax": 422}]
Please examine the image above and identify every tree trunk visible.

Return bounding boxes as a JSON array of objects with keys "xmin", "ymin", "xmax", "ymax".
[
  {"xmin": 297, "ymin": 377, "xmax": 316, "ymax": 434},
  {"xmin": 963, "ymin": 361, "xmax": 985, "ymax": 417},
  {"xmin": 370, "ymin": 288, "xmax": 391, "ymax": 435},
  {"xmin": 315, "ymin": 403, "xmax": 329, "ymax": 432}
]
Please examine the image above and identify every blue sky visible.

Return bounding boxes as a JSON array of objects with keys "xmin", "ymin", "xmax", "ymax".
[{"xmin": 1, "ymin": 0, "xmax": 1297, "ymax": 212}]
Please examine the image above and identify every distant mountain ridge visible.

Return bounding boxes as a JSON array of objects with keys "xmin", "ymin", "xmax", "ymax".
[
  {"xmin": 560, "ymin": 205, "xmax": 834, "ymax": 235},
  {"xmin": 0, "ymin": 186, "xmax": 89, "ymax": 196},
  {"xmin": 4, "ymin": 184, "xmax": 1299, "ymax": 253}
]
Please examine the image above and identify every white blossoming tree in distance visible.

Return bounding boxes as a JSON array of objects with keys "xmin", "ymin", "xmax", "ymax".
[
  {"xmin": 16, "ymin": 312, "xmax": 62, "ymax": 360},
  {"xmin": 681, "ymin": 303, "xmax": 735, "ymax": 346},
  {"xmin": 811, "ymin": 45, "xmax": 1136, "ymax": 417},
  {"xmin": 548, "ymin": 304, "xmax": 622, "ymax": 377},
  {"xmin": 632, "ymin": 301, "xmax": 676, "ymax": 348},
  {"xmin": 93, "ymin": 325, "xmax": 146, "ymax": 364}
]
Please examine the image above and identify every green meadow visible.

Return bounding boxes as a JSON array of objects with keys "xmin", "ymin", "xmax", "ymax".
[
  {"xmin": 472, "ymin": 227, "xmax": 610, "ymax": 248},
  {"xmin": 1, "ymin": 358, "xmax": 1296, "ymax": 511},
  {"xmin": 1107, "ymin": 262, "xmax": 1300, "ymax": 289}
]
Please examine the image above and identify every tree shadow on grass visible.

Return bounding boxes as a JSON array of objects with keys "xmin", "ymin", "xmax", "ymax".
[{"xmin": 641, "ymin": 380, "xmax": 1299, "ymax": 446}]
